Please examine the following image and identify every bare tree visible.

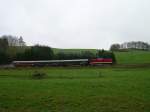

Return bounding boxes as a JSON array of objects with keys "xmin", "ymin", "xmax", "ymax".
[
  {"xmin": 18, "ymin": 36, "xmax": 26, "ymax": 46},
  {"xmin": 120, "ymin": 41, "xmax": 150, "ymax": 50},
  {"xmin": 1, "ymin": 35, "xmax": 26, "ymax": 46}
]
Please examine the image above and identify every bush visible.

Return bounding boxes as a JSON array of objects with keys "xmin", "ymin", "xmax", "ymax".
[{"xmin": 31, "ymin": 71, "xmax": 47, "ymax": 79}]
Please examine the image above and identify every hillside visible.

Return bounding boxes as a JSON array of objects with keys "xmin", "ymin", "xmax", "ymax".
[{"xmin": 115, "ymin": 51, "xmax": 150, "ymax": 64}]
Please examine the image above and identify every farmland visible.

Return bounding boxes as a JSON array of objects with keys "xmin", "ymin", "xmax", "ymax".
[{"xmin": 0, "ymin": 67, "xmax": 150, "ymax": 112}]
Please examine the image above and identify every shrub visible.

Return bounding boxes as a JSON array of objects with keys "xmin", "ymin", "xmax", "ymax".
[{"xmin": 31, "ymin": 71, "xmax": 47, "ymax": 79}]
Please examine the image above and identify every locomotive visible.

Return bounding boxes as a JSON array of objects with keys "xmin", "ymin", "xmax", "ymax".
[{"xmin": 12, "ymin": 58, "xmax": 113, "ymax": 67}]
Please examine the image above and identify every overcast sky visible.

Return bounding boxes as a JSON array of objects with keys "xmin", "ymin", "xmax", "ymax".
[{"xmin": 0, "ymin": 0, "xmax": 150, "ymax": 49}]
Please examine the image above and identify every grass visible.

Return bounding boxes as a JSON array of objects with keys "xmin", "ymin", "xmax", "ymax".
[
  {"xmin": 0, "ymin": 67, "xmax": 150, "ymax": 112},
  {"xmin": 115, "ymin": 50, "xmax": 150, "ymax": 64}
]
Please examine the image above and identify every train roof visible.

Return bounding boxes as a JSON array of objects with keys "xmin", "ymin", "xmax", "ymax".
[{"xmin": 13, "ymin": 59, "xmax": 89, "ymax": 63}]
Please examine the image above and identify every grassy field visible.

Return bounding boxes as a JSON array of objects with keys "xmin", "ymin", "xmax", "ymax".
[
  {"xmin": 115, "ymin": 51, "xmax": 150, "ymax": 64},
  {"xmin": 0, "ymin": 67, "xmax": 150, "ymax": 112}
]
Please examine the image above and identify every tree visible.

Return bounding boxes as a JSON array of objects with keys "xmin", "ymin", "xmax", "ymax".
[
  {"xmin": 0, "ymin": 38, "xmax": 8, "ymax": 52},
  {"xmin": 110, "ymin": 44, "xmax": 120, "ymax": 51},
  {"xmin": 80, "ymin": 51, "xmax": 96, "ymax": 59},
  {"xmin": 1, "ymin": 35, "xmax": 26, "ymax": 46},
  {"xmin": 0, "ymin": 38, "xmax": 9, "ymax": 64},
  {"xmin": 120, "ymin": 41, "xmax": 150, "ymax": 50},
  {"xmin": 31, "ymin": 45, "xmax": 54, "ymax": 60},
  {"xmin": 16, "ymin": 45, "xmax": 54, "ymax": 61},
  {"xmin": 55, "ymin": 52, "xmax": 66, "ymax": 60},
  {"xmin": 1, "ymin": 35, "xmax": 18, "ymax": 46},
  {"xmin": 18, "ymin": 36, "xmax": 26, "ymax": 46}
]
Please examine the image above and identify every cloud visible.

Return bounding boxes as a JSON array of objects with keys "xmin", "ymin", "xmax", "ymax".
[{"xmin": 0, "ymin": 0, "xmax": 150, "ymax": 49}]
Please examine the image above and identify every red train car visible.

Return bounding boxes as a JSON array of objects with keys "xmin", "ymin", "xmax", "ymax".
[{"xmin": 90, "ymin": 58, "xmax": 113, "ymax": 65}]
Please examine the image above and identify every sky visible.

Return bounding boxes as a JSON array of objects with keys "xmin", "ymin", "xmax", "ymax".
[{"xmin": 0, "ymin": 0, "xmax": 150, "ymax": 49}]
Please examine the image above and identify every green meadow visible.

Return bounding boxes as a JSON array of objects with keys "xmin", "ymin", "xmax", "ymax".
[
  {"xmin": 115, "ymin": 51, "xmax": 150, "ymax": 64},
  {"xmin": 0, "ymin": 67, "xmax": 150, "ymax": 112},
  {"xmin": 0, "ymin": 49, "xmax": 150, "ymax": 112}
]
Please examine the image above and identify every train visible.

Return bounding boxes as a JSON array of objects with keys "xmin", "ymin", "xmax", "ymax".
[{"xmin": 12, "ymin": 58, "xmax": 113, "ymax": 67}]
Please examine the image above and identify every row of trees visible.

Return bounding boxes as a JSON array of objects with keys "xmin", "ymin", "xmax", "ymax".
[
  {"xmin": 0, "ymin": 35, "xmax": 26, "ymax": 64},
  {"xmin": 110, "ymin": 41, "xmax": 150, "ymax": 51},
  {"xmin": 0, "ymin": 35, "xmax": 26, "ymax": 46},
  {"xmin": 16, "ymin": 45, "xmax": 54, "ymax": 61},
  {"xmin": 16, "ymin": 46, "xmax": 116, "ymax": 63}
]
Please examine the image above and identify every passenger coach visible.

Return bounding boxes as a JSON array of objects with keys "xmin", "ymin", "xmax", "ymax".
[{"xmin": 13, "ymin": 59, "xmax": 89, "ymax": 67}]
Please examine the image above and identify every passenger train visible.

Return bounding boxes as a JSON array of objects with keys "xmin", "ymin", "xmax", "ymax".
[{"xmin": 12, "ymin": 58, "xmax": 113, "ymax": 67}]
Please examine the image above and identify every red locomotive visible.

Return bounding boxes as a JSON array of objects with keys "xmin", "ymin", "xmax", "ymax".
[{"xmin": 90, "ymin": 58, "xmax": 113, "ymax": 65}]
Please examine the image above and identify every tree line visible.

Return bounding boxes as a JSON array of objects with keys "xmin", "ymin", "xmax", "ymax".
[
  {"xmin": 110, "ymin": 41, "xmax": 150, "ymax": 51},
  {"xmin": 0, "ymin": 35, "xmax": 116, "ymax": 65}
]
